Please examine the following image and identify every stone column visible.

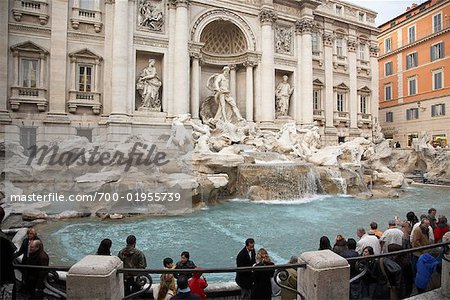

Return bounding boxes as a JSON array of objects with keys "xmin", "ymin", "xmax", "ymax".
[
  {"xmin": 45, "ymin": 0, "xmax": 70, "ymax": 123},
  {"xmin": 0, "ymin": 0, "xmax": 10, "ymax": 123},
  {"xmin": 190, "ymin": 53, "xmax": 201, "ymax": 119},
  {"xmin": 294, "ymin": 25, "xmax": 303, "ymax": 123},
  {"xmin": 166, "ymin": 0, "xmax": 177, "ymax": 116},
  {"xmin": 173, "ymin": 0, "xmax": 190, "ymax": 115},
  {"xmin": 323, "ymin": 31, "xmax": 337, "ymax": 145},
  {"xmin": 244, "ymin": 61, "xmax": 255, "ymax": 121},
  {"xmin": 94, "ymin": 58, "xmax": 101, "ymax": 93},
  {"xmin": 258, "ymin": 8, "xmax": 277, "ymax": 123},
  {"xmin": 102, "ymin": 0, "xmax": 114, "ymax": 116},
  {"xmin": 70, "ymin": 57, "xmax": 76, "ymax": 90},
  {"xmin": 442, "ymin": 232, "xmax": 450, "ymax": 297},
  {"xmin": 298, "ymin": 250, "xmax": 349, "ymax": 300},
  {"xmin": 109, "ymin": 0, "xmax": 130, "ymax": 121},
  {"xmin": 67, "ymin": 255, "xmax": 124, "ymax": 299},
  {"xmin": 297, "ymin": 18, "xmax": 314, "ymax": 125},
  {"xmin": 347, "ymin": 36, "xmax": 359, "ymax": 135},
  {"xmin": 229, "ymin": 64, "xmax": 237, "ymax": 100},
  {"xmin": 39, "ymin": 54, "xmax": 45, "ymax": 88},
  {"xmin": 370, "ymin": 43, "xmax": 379, "ymax": 122}
]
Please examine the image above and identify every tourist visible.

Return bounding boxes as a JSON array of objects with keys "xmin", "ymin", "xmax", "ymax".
[
  {"xmin": 369, "ymin": 222, "xmax": 383, "ymax": 239},
  {"xmin": 189, "ymin": 267, "xmax": 208, "ymax": 300},
  {"xmin": 118, "ymin": 235, "xmax": 147, "ymax": 296},
  {"xmin": 0, "ymin": 207, "xmax": 16, "ymax": 299},
  {"xmin": 280, "ymin": 256, "xmax": 298, "ymax": 300},
  {"xmin": 405, "ymin": 211, "xmax": 419, "ymax": 229},
  {"xmin": 251, "ymin": 248, "xmax": 274, "ymax": 300},
  {"xmin": 339, "ymin": 239, "xmax": 360, "ymax": 300},
  {"xmin": 162, "ymin": 257, "xmax": 176, "ymax": 294},
  {"xmin": 15, "ymin": 227, "xmax": 40, "ymax": 264},
  {"xmin": 23, "ymin": 240, "xmax": 49, "ymax": 299},
  {"xmin": 171, "ymin": 276, "xmax": 200, "ymax": 300},
  {"xmin": 96, "ymin": 238, "xmax": 112, "ymax": 255},
  {"xmin": 332, "ymin": 234, "xmax": 347, "ymax": 255},
  {"xmin": 433, "ymin": 216, "xmax": 449, "ymax": 243},
  {"xmin": 411, "ymin": 218, "xmax": 432, "ymax": 275},
  {"xmin": 153, "ymin": 257, "xmax": 176, "ymax": 300},
  {"xmin": 399, "ymin": 219, "xmax": 412, "ymax": 249},
  {"xmin": 235, "ymin": 238, "xmax": 256, "ymax": 299},
  {"xmin": 427, "ymin": 208, "xmax": 437, "ymax": 229},
  {"xmin": 415, "ymin": 250, "xmax": 440, "ymax": 294},
  {"xmin": 357, "ymin": 246, "xmax": 377, "ymax": 299},
  {"xmin": 318, "ymin": 236, "xmax": 332, "ymax": 250},
  {"xmin": 410, "ymin": 215, "xmax": 434, "ymax": 244},
  {"xmin": 175, "ymin": 251, "xmax": 196, "ymax": 279},
  {"xmin": 388, "ymin": 244, "xmax": 414, "ymax": 298},
  {"xmin": 380, "ymin": 219, "xmax": 404, "ymax": 253},
  {"xmin": 355, "ymin": 228, "xmax": 381, "ymax": 255}
]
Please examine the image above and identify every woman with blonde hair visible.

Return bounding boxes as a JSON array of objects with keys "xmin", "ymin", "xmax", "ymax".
[{"xmin": 251, "ymin": 248, "xmax": 274, "ymax": 300}]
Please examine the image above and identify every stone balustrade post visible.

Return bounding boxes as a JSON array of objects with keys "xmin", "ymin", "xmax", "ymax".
[
  {"xmin": 298, "ymin": 250, "xmax": 349, "ymax": 300},
  {"xmin": 67, "ymin": 255, "xmax": 124, "ymax": 299},
  {"xmin": 442, "ymin": 232, "xmax": 450, "ymax": 297}
]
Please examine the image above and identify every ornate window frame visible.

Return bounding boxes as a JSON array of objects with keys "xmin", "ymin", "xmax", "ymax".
[
  {"xmin": 70, "ymin": 0, "xmax": 103, "ymax": 33},
  {"xmin": 12, "ymin": 0, "xmax": 49, "ymax": 25}
]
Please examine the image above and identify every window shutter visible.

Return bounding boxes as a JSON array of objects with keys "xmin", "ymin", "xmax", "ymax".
[
  {"xmin": 430, "ymin": 45, "xmax": 434, "ymax": 61},
  {"xmin": 443, "ymin": 104, "xmax": 446, "ymax": 116},
  {"xmin": 442, "ymin": 42, "xmax": 445, "ymax": 58},
  {"xmin": 431, "ymin": 105, "xmax": 436, "ymax": 117}
]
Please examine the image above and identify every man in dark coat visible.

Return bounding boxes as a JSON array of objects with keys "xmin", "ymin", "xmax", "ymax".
[
  {"xmin": 175, "ymin": 251, "xmax": 196, "ymax": 279},
  {"xmin": 118, "ymin": 235, "xmax": 147, "ymax": 296},
  {"xmin": 24, "ymin": 240, "xmax": 49, "ymax": 299},
  {"xmin": 15, "ymin": 227, "xmax": 39, "ymax": 264},
  {"xmin": 171, "ymin": 276, "xmax": 200, "ymax": 300},
  {"xmin": 1, "ymin": 207, "xmax": 16, "ymax": 298},
  {"xmin": 235, "ymin": 238, "xmax": 256, "ymax": 299}
]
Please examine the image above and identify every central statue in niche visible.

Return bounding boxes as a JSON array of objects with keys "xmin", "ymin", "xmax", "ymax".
[
  {"xmin": 136, "ymin": 58, "xmax": 162, "ymax": 111},
  {"xmin": 207, "ymin": 66, "xmax": 245, "ymax": 123}
]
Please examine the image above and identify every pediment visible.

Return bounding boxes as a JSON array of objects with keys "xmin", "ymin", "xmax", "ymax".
[
  {"xmin": 313, "ymin": 79, "xmax": 324, "ymax": 86},
  {"xmin": 358, "ymin": 86, "xmax": 371, "ymax": 93},
  {"xmin": 69, "ymin": 48, "xmax": 102, "ymax": 61},
  {"xmin": 334, "ymin": 82, "xmax": 349, "ymax": 90},
  {"xmin": 10, "ymin": 41, "xmax": 49, "ymax": 54}
]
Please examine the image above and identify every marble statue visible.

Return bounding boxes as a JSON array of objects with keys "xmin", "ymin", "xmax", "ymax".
[
  {"xmin": 207, "ymin": 66, "xmax": 244, "ymax": 123},
  {"xmin": 275, "ymin": 75, "xmax": 294, "ymax": 117},
  {"xmin": 166, "ymin": 114, "xmax": 191, "ymax": 150},
  {"xmin": 189, "ymin": 120, "xmax": 212, "ymax": 152},
  {"xmin": 137, "ymin": 59, "xmax": 162, "ymax": 111}
]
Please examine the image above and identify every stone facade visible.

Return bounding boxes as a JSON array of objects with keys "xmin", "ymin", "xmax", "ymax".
[{"xmin": 1, "ymin": 0, "xmax": 378, "ymax": 146}]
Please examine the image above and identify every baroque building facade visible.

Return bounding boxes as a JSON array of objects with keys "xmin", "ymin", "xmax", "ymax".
[
  {"xmin": 0, "ymin": 0, "xmax": 379, "ymax": 147},
  {"xmin": 378, "ymin": 0, "xmax": 450, "ymax": 148}
]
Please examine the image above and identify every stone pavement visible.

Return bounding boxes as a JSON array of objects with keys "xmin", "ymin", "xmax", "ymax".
[{"xmin": 407, "ymin": 289, "xmax": 450, "ymax": 300}]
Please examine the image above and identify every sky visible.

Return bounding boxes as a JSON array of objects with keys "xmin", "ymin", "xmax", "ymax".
[{"xmin": 345, "ymin": 0, "xmax": 429, "ymax": 26}]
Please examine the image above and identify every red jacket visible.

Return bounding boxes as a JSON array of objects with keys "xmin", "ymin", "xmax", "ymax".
[
  {"xmin": 434, "ymin": 225, "xmax": 449, "ymax": 242},
  {"xmin": 188, "ymin": 270, "xmax": 208, "ymax": 300}
]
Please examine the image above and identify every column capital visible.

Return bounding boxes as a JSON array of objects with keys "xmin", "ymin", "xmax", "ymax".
[
  {"xmin": 259, "ymin": 8, "xmax": 277, "ymax": 25},
  {"xmin": 105, "ymin": 0, "xmax": 115, "ymax": 4},
  {"xmin": 295, "ymin": 18, "xmax": 314, "ymax": 35},
  {"xmin": 167, "ymin": 0, "xmax": 177, "ymax": 9},
  {"xmin": 347, "ymin": 38, "xmax": 357, "ymax": 52},
  {"xmin": 322, "ymin": 32, "xmax": 334, "ymax": 47},
  {"xmin": 229, "ymin": 64, "xmax": 237, "ymax": 70},
  {"xmin": 369, "ymin": 43, "xmax": 379, "ymax": 57},
  {"xmin": 243, "ymin": 60, "xmax": 257, "ymax": 68},
  {"xmin": 189, "ymin": 52, "xmax": 202, "ymax": 60},
  {"xmin": 175, "ymin": 0, "xmax": 189, "ymax": 7}
]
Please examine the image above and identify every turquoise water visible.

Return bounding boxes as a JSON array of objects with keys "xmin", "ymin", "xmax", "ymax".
[{"xmin": 37, "ymin": 185, "xmax": 450, "ymax": 282}]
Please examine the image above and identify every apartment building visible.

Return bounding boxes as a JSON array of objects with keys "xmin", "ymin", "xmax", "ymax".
[{"xmin": 378, "ymin": 0, "xmax": 450, "ymax": 147}]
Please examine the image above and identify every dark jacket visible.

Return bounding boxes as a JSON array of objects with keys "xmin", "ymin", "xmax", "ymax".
[
  {"xmin": 16, "ymin": 236, "xmax": 40, "ymax": 264},
  {"xmin": 24, "ymin": 248, "xmax": 49, "ymax": 294},
  {"xmin": 171, "ymin": 291, "xmax": 201, "ymax": 300},
  {"xmin": 118, "ymin": 246, "xmax": 147, "ymax": 278},
  {"xmin": 0, "ymin": 231, "xmax": 16, "ymax": 284},
  {"xmin": 235, "ymin": 247, "xmax": 256, "ymax": 289},
  {"xmin": 251, "ymin": 261, "xmax": 274, "ymax": 300},
  {"xmin": 175, "ymin": 260, "xmax": 196, "ymax": 279}
]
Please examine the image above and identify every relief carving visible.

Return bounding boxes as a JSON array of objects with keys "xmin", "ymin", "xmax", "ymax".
[
  {"xmin": 138, "ymin": 0, "xmax": 164, "ymax": 32},
  {"xmin": 275, "ymin": 25, "xmax": 293, "ymax": 55}
]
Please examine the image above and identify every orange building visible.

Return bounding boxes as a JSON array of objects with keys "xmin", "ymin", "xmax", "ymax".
[{"xmin": 378, "ymin": 0, "xmax": 450, "ymax": 147}]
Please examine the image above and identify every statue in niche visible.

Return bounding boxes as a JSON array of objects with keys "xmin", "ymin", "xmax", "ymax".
[
  {"xmin": 206, "ymin": 66, "xmax": 245, "ymax": 124},
  {"xmin": 136, "ymin": 59, "xmax": 162, "ymax": 111},
  {"xmin": 138, "ymin": 0, "xmax": 164, "ymax": 31},
  {"xmin": 275, "ymin": 75, "xmax": 294, "ymax": 118}
]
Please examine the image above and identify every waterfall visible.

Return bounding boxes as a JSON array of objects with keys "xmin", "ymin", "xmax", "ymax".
[{"xmin": 325, "ymin": 168, "xmax": 347, "ymax": 194}]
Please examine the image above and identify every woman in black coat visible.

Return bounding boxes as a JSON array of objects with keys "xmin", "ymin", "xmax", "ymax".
[{"xmin": 251, "ymin": 248, "xmax": 274, "ymax": 300}]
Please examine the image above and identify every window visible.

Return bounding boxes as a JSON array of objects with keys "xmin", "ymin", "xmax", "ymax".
[
  {"xmin": 359, "ymin": 44, "xmax": 365, "ymax": 60},
  {"xmin": 406, "ymin": 108, "xmax": 419, "ymax": 120},
  {"xmin": 408, "ymin": 26, "xmax": 416, "ymax": 43},
  {"xmin": 20, "ymin": 127, "xmax": 37, "ymax": 156},
  {"xmin": 336, "ymin": 38, "xmax": 343, "ymax": 57},
  {"xmin": 336, "ymin": 5, "xmax": 342, "ymax": 15},
  {"xmin": 312, "ymin": 32, "xmax": 320, "ymax": 54},
  {"xmin": 385, "ymin": 38, "xmax": 392, "ymax": 53},
  {"xmin": 406, "ymin": 52, "xmax": 418, "ymax": 69},
  {"xmin": 431, "ymin": 104, "xmax": 445, "ymax": 117},
  {"xmin": 385, "ymin": 61, "xmax": 393, "ymax": 76},
  {"xmin": 80, "ymin": 0, "xmax": 95, "ymax": 10},
  {"xmin": 431, "ymin": 42, "xmax": 444, "ymax": 61},
  {"xmin": 78, "ymin": 64, "xmax": 93, "ymax": 92},
  {"xmin": 360, "ymin": 95, "xmax": 368, "ymax": 114},
  {"xmin": 76, "ymin": 128, "xmax": 93, "ymax": 142},
  {"xmin": 433, "ymin": 13, "xmax": 442, "ymax": 33},
  {"xmin": 385, "ymin": 84, "xmax": 392, "ymax": 101},
  {"xmin": 386, "ymin": 111, "xmax": 394, "ymax": 123},
  {"xmin": 337, "ymin": 93, "xmax": 345, "ymax": 112},
  {"xmin": 408, "ymin": 77, "xmax": 417, "ymax": 95},
  {"xmin": 21, "ymin": 59, "xmax": 38, "ymax": 88},
  {"xmin": 433, "ymin": 69, "xmax": 443, "ymax": 90},
  {"xmin": 359, "ymin": 13, "xmax": 365, "ymax": 22},
  {"xmin": 313, "ymin": 89, "xmax": 321, "ymax": 110}
]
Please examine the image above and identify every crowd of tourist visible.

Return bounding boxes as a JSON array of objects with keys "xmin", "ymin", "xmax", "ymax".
[{"xmin": 1, "ymin": 205, "xmax": 449, "ymax": 300}]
